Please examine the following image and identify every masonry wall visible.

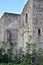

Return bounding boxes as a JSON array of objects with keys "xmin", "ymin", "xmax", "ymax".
[
  {"xmin": 0, "ymin": 0, "xmax": 43, "ymax": 53},
  {"xmin": 21, "ymin": 0, "xmax": 43, "ymax": 50},
  {"xmin": 0, "ymin": 16, "xmax": 5, "ymax": 41},
  {"xmin": 32, "ymin": 0, "xmax": 43, "ymax": 50},
  {"xmin": 20, "ymin": 0, "xmax": 33, "ymax": 50},
  {"xmin": 4, "ymin": 13, "xmax": 20, "ymax": 41},
  {"xmin": 0, "ymin": 13, "xmax": 21, "ymax": 56}
]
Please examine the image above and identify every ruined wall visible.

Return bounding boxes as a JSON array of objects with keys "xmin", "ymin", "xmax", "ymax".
[
  {"xmin": 20, "ymin": 0, "xmax": 33, "ymax": 50},
  {"xmin": 21, "ymin": 0, "xmax": 43, "ymax": 50},
  {"xmin": 0, "ymin": 13, "xmax": 20, "ymax": 42},
  {"xmin": 32, "ymin": 0, "xmax": 43, "ymax": 49},
  {"xmin": 0, "ymin": 16, "xmax": 5, "ymax": 41},
  {"xmin": 0, "ymin": 12, "xmax": 21, "ymax": 55},
  {"xmin": 0, "ymin": 0, "xmax": 43, "ymax": 52}
]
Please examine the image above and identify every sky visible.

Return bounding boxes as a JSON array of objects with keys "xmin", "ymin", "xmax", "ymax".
[{"xmin": 0, "ymin": 0, "xmax": 27, "ymax": 17}]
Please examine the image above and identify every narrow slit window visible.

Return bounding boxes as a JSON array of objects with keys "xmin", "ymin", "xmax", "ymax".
[
  {"xmin": 38, "ymin": 29, "xmax": 41, "ymax": 36},
  {"xmin": 26, "ymin": 13, "xmax": 28, "ymax": 23}
]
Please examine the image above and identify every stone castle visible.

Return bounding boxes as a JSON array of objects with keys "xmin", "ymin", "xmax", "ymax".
[{"xmin": 0, "ymin": 0, "xmax": 43, "ymax": 54}]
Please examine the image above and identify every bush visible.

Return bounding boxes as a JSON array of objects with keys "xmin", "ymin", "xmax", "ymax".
[
  {"xmin": 24, "ymin": 35, "xmax": 36, "ymax": 64},
  {"xmin": 14, "ymin": 47, "xmax": 24, "ymax": 64},
  {"xmin": 0, "ymin": 63, "xmax": 18, "ymax": 65},
  {"xmin": 0, "ymin": 41, "xmax": 13, "ymax": 63},
  {"xmin": 40, "ymin": 62, "xmax": 43, "ymax": 65},
  {"xmin": 19, "ymin": 61, "xmax": 29, "ymax": 65}
]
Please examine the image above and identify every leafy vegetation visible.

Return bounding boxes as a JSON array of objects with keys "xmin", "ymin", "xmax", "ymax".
[
  {"xmin": 0, "ymin": 35, "xmax": 43, "ymax": 65},
  {"xmin": 24, "ymin": 35, "xmax": 36, "ymax": 65},
  {"xmin": 0, "ymin": 41, "xmax": 13, "ymax": 63},
  {"xmin": 0, "ymin": 62, "xmax": 28, "ymax": 65}
]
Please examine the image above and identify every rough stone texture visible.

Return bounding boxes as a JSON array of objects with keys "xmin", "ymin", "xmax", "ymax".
[
  {"xmin": 32, "ymin": 0, "xmax": 43, "ymax": 50},
  {"xmin": 0, "ymin": 12, "xmax": 21, "ymax": 55},
  {"xmin": 20, "ymin": 0, "xmax": 33, "ymax": 51},
  {"xmin": 21, "ymin": 0, "xmax": 43, "ymax": 50},
  {"xmin": 0, "ymin": 0, "xmax": 43, "ymax": 53}
]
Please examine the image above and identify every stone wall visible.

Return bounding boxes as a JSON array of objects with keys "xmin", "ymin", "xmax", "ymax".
[
  {"xmin": 32, "ymin": 0, "xmax": 43, "ymax": 49},
  {"xmin": 0, "ymin": 12, "xmax": 21, "ymax": 55},
  {"xmin": 0, "ymin": 0, "xmax": 43, "ymax": 52},
  {"xmin": 21, "ymin": 0, "xmax": 33, "ymax": 50},
  {"xmin": 21, "ymin": 0, "xmax": 43, "ymax": 50}
]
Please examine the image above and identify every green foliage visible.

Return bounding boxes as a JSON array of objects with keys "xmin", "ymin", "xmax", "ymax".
[
  {"xmin": 19, "ymin": 61, "xmax": 29, "ymax": 65},
  {"xmin": 0, "ymin": 41, "xmax": 13, "ymax": 63},
  {"xmin": 25, "ymin": 35, "xmax": 36, "ymax": 64},
  {"xmin": 0, "ymin": 35, "xmax": 43, "ymax": 65},
  {"xmin": 40, "ymin": 62, "xmax": 43, "ymax": 65},
  {"xmin": 14, "ymin": 47, "xmax": 24, "ymax": 64},
  {"xmin": 0, "ymin": 62, "xmax": 31, "ymax": 65}
]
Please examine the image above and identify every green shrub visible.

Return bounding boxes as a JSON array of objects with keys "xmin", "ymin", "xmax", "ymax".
[
  {"xmin": 14, "ymin": 47, "xmax": 24, "ymax": 64},
  {"xmin": 40, "ymin": 62, "xmax": 43, "ymax": 65},
  {"xmin": 0, "ymin": 41, "xmax": 13, "ymax": 63},
  {"xmin": 25, "ymin": 35, "xmax": 36, "ymax": 64},
  {"xmin": 0, "ymin": 63, "xmax": 18, "ymax": 65},
  {"xmin": 19, "ymin": 61, "xmax": 28, "ymax": 65}
]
